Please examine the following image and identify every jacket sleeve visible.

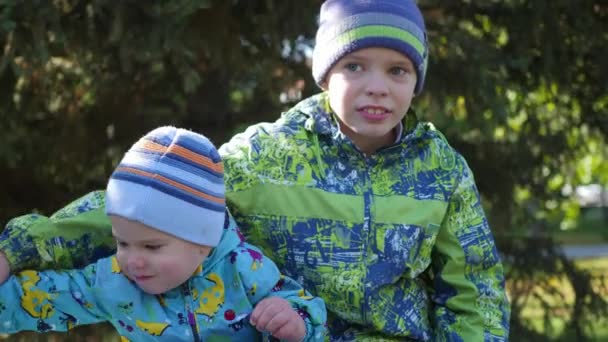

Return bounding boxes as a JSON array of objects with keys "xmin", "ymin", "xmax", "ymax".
[
  {"xmin": 0, "ymin": 191, "xmax": 115, "ymax": 273},
  {"xmin": 430, "ymin": 158, "xmax": 510, "ymax": 341},
  {"xmin": 219, "ymin": 126, "xmax": 279, "ymax": 265},
  {"xmin": 0, "ymin": 261, "xmax": 111, "ymax": 334},
  {"xmin": 235, "ymin": 242, "xmax": 327, "ymax": 342}
]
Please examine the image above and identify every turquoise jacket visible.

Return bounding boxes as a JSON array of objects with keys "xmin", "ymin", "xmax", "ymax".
[
  {"xmin": 220, "ymin": 93, "xmax": 509, "ymax": 341},
  {"xmin": 0, "ymin": 209, "xmax": 326, "ymax": 341},
  {"xmin": 0, "ymin": 93, "xmax": 509, "ymax": 341}
]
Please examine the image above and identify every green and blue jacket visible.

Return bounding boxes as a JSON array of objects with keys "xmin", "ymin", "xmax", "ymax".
[{"xmin": 219, "ymin": 93, "xmax": 509, "ymax": 341}]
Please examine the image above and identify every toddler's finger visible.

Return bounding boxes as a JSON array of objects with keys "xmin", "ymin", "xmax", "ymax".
[
  {"xmin": 264, "ymin": 311, "xmax": 290, "ymax": 335},
  {"xmin": 272, "ymin": 316, "xmax": 305, "ymax": 342},
  {"xmin": 250, "ymin": 300, "xmax": 278, "ymax": 330}
]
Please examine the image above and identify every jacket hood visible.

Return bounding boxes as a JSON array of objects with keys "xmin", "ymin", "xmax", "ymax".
[{"xmin": 198, "ymin": 211, "xmax": 243, "ymax": 273}]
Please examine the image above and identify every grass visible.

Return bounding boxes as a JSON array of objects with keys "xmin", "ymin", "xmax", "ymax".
[
  {"xmin": 554, "ymin": 207, "xmax": 608, "ymax": 245},
  {"xmin": 0, "ymin": 323, "xmax": 119, "ymax": 341},
  {"xmin": 554, "ymin": 231, "xmax": 608, "ymax": 245},
  {"xmin": 510, "ymin": 257, "xmax": 608, "ymax": 341}
]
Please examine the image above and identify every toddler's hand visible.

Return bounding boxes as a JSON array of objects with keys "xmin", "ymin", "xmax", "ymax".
[
  {"xmin": 250, "ymin": 296, "xmax": 306, "ymax": 342},
  {"xmin": 0, "ymin": 251, "xmax": 10, "ymax": 284}
]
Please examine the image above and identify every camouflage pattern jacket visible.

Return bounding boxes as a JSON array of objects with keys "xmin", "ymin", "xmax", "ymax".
[{"xmin": 219, "ymin": 93, "xmax": 509, "ymax": 341}]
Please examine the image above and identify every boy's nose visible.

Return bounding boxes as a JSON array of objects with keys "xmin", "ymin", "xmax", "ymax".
[{"xmin": 365, "ymin": 72, "xmax": 388, "ymax": 97}]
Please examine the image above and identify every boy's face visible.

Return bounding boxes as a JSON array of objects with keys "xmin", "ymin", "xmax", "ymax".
[
  {"xmin": 322, "ymin": 47, "xmax": 417, "ymax": 154},
  {"xmin": 110, "ymin": 215, "xmax": 212, "ymax": 295}
]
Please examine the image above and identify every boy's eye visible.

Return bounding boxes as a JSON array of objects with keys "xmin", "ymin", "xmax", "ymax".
[
  {"xmin": 389, "ymin": 67, "xmax": 407, "ymax": 76},
  {"xmin": 344, "ymin": 63, "xmax": 361, "ymax": 72},
  {"xmin": 117, "ymin": 241, "xmax": 128, "ymax": 248}
]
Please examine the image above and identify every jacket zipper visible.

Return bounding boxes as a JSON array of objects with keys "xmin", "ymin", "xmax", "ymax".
[
  {"xmin": 361, "ymin": 155, "xmax": 375, "ymax": 324},
  {"xmin": 183, "ymin": 284, "xmax": 201, "ymax": 342}
]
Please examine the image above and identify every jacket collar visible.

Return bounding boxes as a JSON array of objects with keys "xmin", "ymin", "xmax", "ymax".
[{"xmin": 192, "ymin": 211, "xmax": 242, "ymax": 278}]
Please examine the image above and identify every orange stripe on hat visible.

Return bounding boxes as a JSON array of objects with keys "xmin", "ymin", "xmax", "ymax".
[
  {"xmin": 138, "ymin": 140, "xmax": 224, "ymax": 174},
  {"xmin": 115, "ymin": 166, "xmax": 225, "ymax": 205}
]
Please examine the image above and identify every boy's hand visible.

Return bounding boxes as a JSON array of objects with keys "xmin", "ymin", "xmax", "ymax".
[
  {"xmin": 250, "ymin": 296, "xmax": 306, "ymax": 342},
  {"xmin": 0, "ymin": 251, "xmax": 10, "ymax": 284}
]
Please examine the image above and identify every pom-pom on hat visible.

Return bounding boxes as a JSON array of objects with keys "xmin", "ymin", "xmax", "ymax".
[
  {"xmin": 312, "ymin": 0, "xmax": 428, "ymax": 95},
  {"xmin": 106, "ymin": 126, "xmax": 225, "ymax": 247}
]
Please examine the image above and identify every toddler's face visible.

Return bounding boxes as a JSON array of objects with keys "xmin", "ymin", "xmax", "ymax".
[
  {"xmin": 110, "ymin": 215, "xmax": 212, "ymax": 294},
  {"xmin": 323, "ymin": 47, "xmax": 417, "ymax": 154}
]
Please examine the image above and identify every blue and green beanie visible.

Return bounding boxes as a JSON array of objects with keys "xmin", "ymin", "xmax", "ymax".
[
  {"xmin": 106, "ymin": 126, "xmax": 225, "ymax": 247},
  {"xmin": 312, "ymin": 0, "xmax": 428, "ymax": 95}
]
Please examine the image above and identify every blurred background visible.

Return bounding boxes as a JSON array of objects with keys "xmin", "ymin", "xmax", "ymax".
[{"xmin": 0, "ymin": 0, "xmax": 606, "ymax": 341}]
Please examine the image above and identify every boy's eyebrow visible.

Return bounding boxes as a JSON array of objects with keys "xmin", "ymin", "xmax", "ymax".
[
  {"xmin": 341, "ymin": 53, "xmax": 414, "ymax": 67},
  {"xmin": 392, "ymin": 60, "xmax": 414, "ymax": 68},
  {"xmin": 341, "ymin": 53, "xmax": 367, "ymax": 61}
]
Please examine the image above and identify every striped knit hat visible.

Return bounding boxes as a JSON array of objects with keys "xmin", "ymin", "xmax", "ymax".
[
  {"xmin": 106, "ymin": 126, "xmax": 225, "ymax": 247},
  {"xmin": 312, "ymin": 0, "xmax": 428, "ymax": 95}
]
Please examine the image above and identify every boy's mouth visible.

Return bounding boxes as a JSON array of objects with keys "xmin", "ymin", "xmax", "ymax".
[{"xmin": 358, "ymin": 105, "xmax": 391, "ymax": 120}]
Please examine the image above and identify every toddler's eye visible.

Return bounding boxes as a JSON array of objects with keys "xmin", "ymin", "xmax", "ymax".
[{"xmin": 146, "ymin": 244, "xmax": 162, "ymax": 251}]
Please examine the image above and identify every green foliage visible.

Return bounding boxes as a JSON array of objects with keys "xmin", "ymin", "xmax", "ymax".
[
  {"xmin": 0, "ymin": 0, "xmax": 606, "ymax": 340},
  {"xmin": 420, "ymin": 1, "xmax": 607, "ymax": 234}
]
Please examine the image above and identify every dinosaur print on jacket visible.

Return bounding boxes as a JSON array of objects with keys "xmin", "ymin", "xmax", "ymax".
[{"xmin": 0, "ymin": 213, "xmax": 327, "ymax": 341}]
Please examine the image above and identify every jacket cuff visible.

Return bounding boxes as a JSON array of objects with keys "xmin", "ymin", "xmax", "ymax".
[
  {"xmin": 0, "ymin": 214, "xmax": 44, "ymax": 272},
  {"xmin": 302, "ymin": 315, "xmax": 325, "ymax": 342}
]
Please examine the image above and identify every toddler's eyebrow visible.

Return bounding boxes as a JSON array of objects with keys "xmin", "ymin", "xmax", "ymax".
[{"xmin": 138, "ymin": 239, "xmax": 166, "ymax": 244}]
